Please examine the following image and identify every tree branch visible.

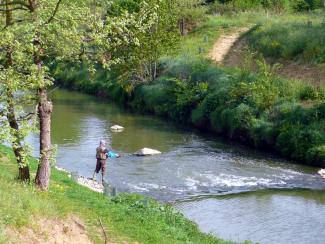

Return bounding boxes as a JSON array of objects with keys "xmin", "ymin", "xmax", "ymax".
[
  {"xmin": 0, "ymin": 6, "xmax": 29, "ymax": 11},
  {"xmin": 45, "ymin": 0, "xmax": 62, "ymax": 24},
  {"xmin": 1, "ymin": 18, "xmax": 31, "ymax": 31},
  {"xmin": 0, "ymin": 1, "xmax": 30, "ymax": 8},
  {"xmin": 17, "ymin": 112, "xmax": 34, "ymax": 121},
  {"xmin": 17, "ymin": 104, "xmax": 38, "ymax": 121},
  {"xmin": 99, "ymin": 218, "xmax": 108, "ymax": 244},
  {"xmin": 47, "ymin": 86, "xmax": 58, "ymax": 94}
]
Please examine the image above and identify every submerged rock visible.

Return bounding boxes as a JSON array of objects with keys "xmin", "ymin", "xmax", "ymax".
[
  {"xmin": 110, "ymin": 125, "xmax": 124, "ymax": 132},
  {"xmin": 318, "ymin": 169, "xmax": 325, "ymax": 178},
  {"xmin": 134, "ymin": 147, "xmax": 161, "ymax": 156}
]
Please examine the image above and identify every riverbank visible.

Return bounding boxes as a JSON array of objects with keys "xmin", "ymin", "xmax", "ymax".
[
  {"xmin": 52, "ymin": 13, "xmax": 324, "ymax": 167},
  {"xmin": 17, "ymin": 88, "xmax": 325, "ymax": 244},
  {"xmin": 52, "ymin": 60, "xmax": 325, "ymax": 167},
  {"xmin": 0, "ymin": 145, "xmax": 230, "ymax": 244}
]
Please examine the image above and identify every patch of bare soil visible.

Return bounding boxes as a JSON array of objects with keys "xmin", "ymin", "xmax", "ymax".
[
  {"xmin": 208, "ymin": 28, "xmax": 250, "ymax": 63},
  {"xmin": 222, "ymin": 33, "xmax": 325, "ymax": 87},
  {"xmin": 6, "ymin": 216, "xmax": 93, "ymax": 244},
  {"xmin": 276, "ymin": 61, "xmax": 325, "ymax": 87}
]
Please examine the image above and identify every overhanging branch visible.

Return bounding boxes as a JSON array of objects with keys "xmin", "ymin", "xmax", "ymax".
[
  {"xmin": 17, "ymin": 112, "xmax": 34, "ymax": 121},
  {"xmin": 0, "ymin": 1, "xmax": 30, "ymax": 8},
  {"xmin": 0, "ymin": 6, "xmax": 29, "ymax": 11},
  {"xmin": 1, "ymin": 18, "xmax": 32, "ymax": 31},
  {"xmin": 45, "ymin": 0, "xmax": 62, "ymax": 24}
]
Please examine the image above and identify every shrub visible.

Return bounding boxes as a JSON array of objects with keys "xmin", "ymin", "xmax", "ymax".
[
  {"xmin": 307, "ymin": 145, "xmax": 325, "ymax": 166},
  {"xmin": 135, "ymin": 80, "xmax": 177, "ymax": 116},
  {"xmin": 292, "ymin": 0, "xmax": 311, "ymax": 11},
  {"xmin": 298, "ymin": 85, "xmax": 318, "ymax": 100},
  {"xmin": 276, "ymin": 125, "xmax": 324, "ymax": 162},
  {"xmin": 228, "ymin": 103, "xmax": 255, "ymax": 138},
  {"xmin": 291, "ymin": 0, "xmax": 323, "ymax": 11},
  {"xmin": 250, "ymin": 118, "xmax": 277, "ymax": 148},
  {"xmin": 207, "ymin": 2, "xmax": 236, "ymax": 15},
  {"xmin": 191, "ymin": 92, "xmax": 225, "ymax": 127}
]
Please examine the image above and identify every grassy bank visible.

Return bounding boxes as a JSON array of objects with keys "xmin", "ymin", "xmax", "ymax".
[
  {"xmin": 248, "ymin": 10, "xmax": 325, "ymax": 63},
  {"xmin": 179, "ymin": 12, "xmax": 266, "ymax": 58},
  {"xmin": 0, "ymin": 145, "xmax": 230, "ymax": 244}
]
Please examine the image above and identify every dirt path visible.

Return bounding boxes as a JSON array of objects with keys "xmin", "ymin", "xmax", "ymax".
[
  {"xmin": 210, "ymin": 28, "xmax": 325, "ymax": 86},
  {"xmin": 208, "ymin": 27, "xmax": 250, "ymax": 63}
]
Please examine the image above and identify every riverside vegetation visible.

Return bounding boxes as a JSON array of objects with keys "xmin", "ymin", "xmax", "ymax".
[
  {"xmin": 53, "ymin": 1, "xmax": 325, "ymax": 166},
  {"xmin": 53, "ymin": 57, "xmax": 325, "ymax": 166},
  {"xmin": 1, "ymin": 0, "xmax": 325, "ymax": 243},
  {"xmin": 0, "ymin": 0, "xmax": 232, "ymax": 243},
  {"xmin": 0, "ymin": 145, "xmax": 229, "ymax": 243}
]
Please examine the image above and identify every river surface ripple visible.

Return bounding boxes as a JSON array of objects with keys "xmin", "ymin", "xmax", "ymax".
[{"xmin": 29, "ymin": 90, "xmax": 325, "ymax": 244}]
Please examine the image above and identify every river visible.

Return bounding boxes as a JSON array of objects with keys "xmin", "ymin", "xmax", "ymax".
[{"xmin": 29, "ymin": 89, "xmax": 325, "ymax": 244}]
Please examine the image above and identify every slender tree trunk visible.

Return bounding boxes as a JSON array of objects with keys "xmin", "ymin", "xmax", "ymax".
[
  {"xmin": 6, "ymin": 96, "xmax": 31, "ymax": 181},
  {"xmin": 151, "ymin": 62, "xmax": 157, "ymax": 81},
  {"xmin": 179, "ymin": 18, "xmax": 185, "ymax": 36},
  {"xmin": 4, "ymin": 0, "xmax": 30, "ymax": 181},
  {"xmin": 35, "ymin": 88, "xmax": 53, "ymax": 190},
  {"xmin": 5, "ymin": 0, "xmax": 12, "ymax": 24},
  {"xmin": 29, "ymin": 0, "xmax": 53, "ymax": 190}
]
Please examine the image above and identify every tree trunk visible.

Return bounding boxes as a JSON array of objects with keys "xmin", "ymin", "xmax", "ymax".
[
  {"xmin": 30, "ymin": 0, "xmax": 54, "ymax": 190},
  {"xmin": 151, "ymin": 62, "xmax": 157, "ymax": 81},
  {"xmin": 179, "ymin": 18, "xmax": 185, "ymax": 36},
  {"xmin": 6, "ymin": 101, "xmax": 31, "ymax": 181},
  {"xmin": 35, "ymin": 88, "xmax": 53, "ymax": 190},
  {"xmin": 5, "ymin": 0, "xmax": 12, "ymax": 24},
  {"xmin": 4, "ymin": 0, "xmax": 30, "ymax": 181}
]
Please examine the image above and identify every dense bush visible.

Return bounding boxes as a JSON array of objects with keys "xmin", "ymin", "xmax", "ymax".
[
  {"xmin": 207, "ymin": 0, "xmax": 323, "ymax": 12},
  {"xmin": 52, "ymin": 57, "xmax": 325, "ymax": 166},
  {"xmin": 291, "ymin": 0, "xmax": 323, "ymax": 11}
]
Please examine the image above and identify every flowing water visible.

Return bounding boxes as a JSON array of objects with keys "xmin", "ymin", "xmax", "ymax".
[{"xmin": 30, "ymin": 89, "xmax": 325, "ymax": 244}]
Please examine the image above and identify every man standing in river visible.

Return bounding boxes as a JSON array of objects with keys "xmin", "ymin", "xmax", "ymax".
[
  {"xmin": 92, "ymin": 140, "xmax": 109, "ymax": 185},
  {"xmin": 92, "ymin": 140, "xmax": 120, "ymax": 184}
]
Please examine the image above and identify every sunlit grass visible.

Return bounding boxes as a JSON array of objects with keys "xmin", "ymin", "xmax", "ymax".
[
  {"xmin": 177, "ymin": 11, "xmax": 268, "ymax": 58},
  {"xmin": 248, "ymin": 10, "xmax": 325, "ymax": 63},
  {"xmin": 0, "ymin": 145, "xmax": 232, "ymax": 244}
]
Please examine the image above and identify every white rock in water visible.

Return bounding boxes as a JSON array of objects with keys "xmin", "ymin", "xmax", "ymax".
[
  {"xmin": 134, "ymin": 147, "xmax": 161, "ymax": 156},
  {"xmin": 110, "ymin": 125, "xmax": 124, "ymax": 132},
  {"xmin": 318, "ymin": 169, "xmax": 325, "ymax": 178}
]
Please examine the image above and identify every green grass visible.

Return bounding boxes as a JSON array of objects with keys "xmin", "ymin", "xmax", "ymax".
[
  {"xmin": 247, "ymin": 10, "xmax": 325, "ymax": 63},
  {"xmin": 180, "ymin": 9, "xmax": 325, "ymax": 64},
  {"xmin": 178, "ymin": 12, "xmax": 267, "ymax": 58},
  {"xmin": 0, "ymin": 145, "xmax": 231, "ymax": 244}
]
